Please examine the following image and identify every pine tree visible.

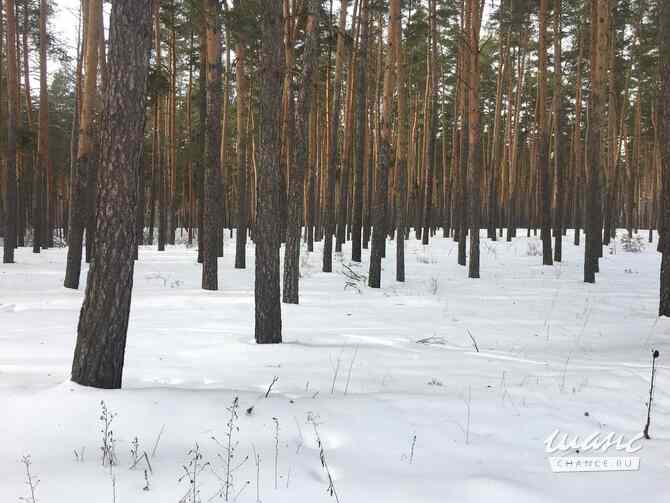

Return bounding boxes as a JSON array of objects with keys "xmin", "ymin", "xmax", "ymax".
[
  {"xmin": 255, "ymin": 0, "xmax": 284, "ymax": 344},
  {"xmin": 71, "ymin": 0, "xmax": 152, "ymax": 389}
]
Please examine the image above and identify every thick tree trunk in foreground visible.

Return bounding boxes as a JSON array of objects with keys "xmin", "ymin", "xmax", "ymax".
[
  {"xmin": 255, "ymin": 2, "xmax": 284, "ymax": 343},
  {"xmin": 659, "ymin": 1, "xmax": 670, "ymax": 315},
  {"xmin": 71, "ymin": 0, "xmax": 151, "ymax": 389},
  {"xmin": 283, "ymin": 0, "xmax": 319, "ymax": 304},
  {"xmin": 65, "ymin": 0, "xmax": 100, "ymax": 288},
  {"xmin": 202, "ymin": 0, "xmax": 222, "ymax": 290},
  {"xmin": 3, "ymin": 0, "xmax": 18, "ymax": 264}
]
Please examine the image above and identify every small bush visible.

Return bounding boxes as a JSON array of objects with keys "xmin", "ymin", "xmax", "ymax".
[
  {"xmin": 526, "ymin": 241, "xmax": 542, "ymax": 256},
  {"xmin": 621, "ymin": 232, "xmax": 645, "ymax": 253}
]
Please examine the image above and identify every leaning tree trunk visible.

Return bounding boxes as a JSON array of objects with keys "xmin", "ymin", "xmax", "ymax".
[
  {"xmin": 201, "ymin": 0, "xmax": 222, "ymax": 290},
  {"xmin": 64, "ymin": 0, "xmax": 100, "ymax": 288},
  {"xmin": 255, "ymin": 1, "xmax": 284, "ymax": 343},
  {"xmin": 3, "ymin": 0, "xmax": 18, "ymax": 264},
  {"xmin": 283, "ymin": 0, "xmax": 319, "ymax": 304},
  {"xmin": 71, "ymin": 0, "xmax": 151, "ymax": 389}
]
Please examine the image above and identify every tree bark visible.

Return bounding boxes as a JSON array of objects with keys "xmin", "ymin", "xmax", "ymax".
[
  {"xmin": 255, "ymin": 1, "xmax": 284, "ymax": 343},
  {"xmin": 585, "ymin": 0, "xmax": 609, "ymax": 283},
  {"xmin": 553, "ymin": 0, "xmax": 563, "ymax": 262},
  {"xmin": 538, "ymin": 0, "xmax": 553, "ymax": 265},
  {"xmin": 659, "ymin": 0, "xmax": 670, "ymax": 315},
  {"xmin": 202, "ymin": 0, "xmax": 222, "ymax": 290},
  {"xmin": 65, "ymin": 0, "xmax": 100, "ymax": 288},
  {"xmin": 71, "ymin": 0, "xmax": 151, "ymax": 388},
  {"xmin": 351, "ymin": 0, "xmax": 368, "ymax": 263},
  {"xmin": 234, "ymin": 0, "xmax": 249, "ymax": 269},
  {"xmin": 3, "ymin": 0, "xmax": 18, "ymax": 264},
  {"xmin": 368, "ymin": 0, "xmax": 398, "ymax": 288},
  {"xmin": 467, "ymin": 0, "xmax": 481, "ymax": 278},
  {"xmin": 323, "ymin": 0, "xmax": 348, "ymax": 273},
  {"xmin": 283, "ymin": 0, "xmax": 320, "ymax": 304}
]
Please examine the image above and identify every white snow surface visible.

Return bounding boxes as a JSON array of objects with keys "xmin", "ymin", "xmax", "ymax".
[{"xmin": 1, "ymin": 230, "xmax": 668, "ymax": 502}]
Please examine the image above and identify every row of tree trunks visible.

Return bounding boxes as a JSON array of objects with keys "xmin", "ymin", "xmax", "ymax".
[
  {"xmin": 64, "ymin": 0, "xmax": 100, "ymax": 289},
  {"xmin": 283, "ymin": 0, "xmax": 320, "ymax": 304},
  {"xmin": 3, "ymin": 0, "xmax": 18, "ymax": 264},
  {"xmin": 201, "ymin": 0, "xmax": 222, "ymax": 291}
]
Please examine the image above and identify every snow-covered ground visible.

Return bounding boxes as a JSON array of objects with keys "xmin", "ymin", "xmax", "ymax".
[{"xmin": 1, "ymin": 230, "xmax": 668, "ymax": 502}]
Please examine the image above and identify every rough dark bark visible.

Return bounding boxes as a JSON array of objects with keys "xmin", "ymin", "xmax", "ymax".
[
  {"xmin": 539, "ymin": 0, "xmax": 553, "ymax": 266},
  {"xmin": 369, "ymin": 0, "xmax": 398, "ymax": 288},
  {"xmin": 467, "ymin": 0, "xmax": 481, "ymax": 279},
  {"xmin": 585, "ymin": 0, "xmax": 608, "ymax": 283},
  {"xmin": 202, "ymin": 0, "xmax": 222, "ymax": 291},
  {"xmin": 323, "ymin": 0, "xmax": 348, "ymax": 273},
  {"xmin": 34, "ymin": 0, "xmax": 49, "ymax": 254},
  {"xmin": 255, "ymin": 1, "xmax": 284, "ymax": 343},
  {"xmin": 351, "ymin": 0, "xmax": 368, "ymax": 263},
  {"xmin": 65, "ymin": 0, "xmax": 100, "ymax": 288},
  {"xmin": 659, "ymin": 0, "xmax": 670, "ymax": 316},
  {"xmin": 234, "ymin": 0, "xmax": 249, "ymax": 269},
  {"xmin": 422, "ymin": 0, "xmax": 438, "ymax": 246},
  {"xmin": 71, "ymin": 0, "xmax": 151, "ymax": 389},
  {"xmin": 395, "ymin": 1, "xmax": 407, "ymax": 283},
  {"xmin": 283, "ymin": 0, "xmax": 319, "ymax": 304},
  {"xmin": 3, "ymin": 0, "xmax": 18, "ymax": 264},
  {"xmin": 553, "ymin": 0, "xmax": 563, "ymax": 262}
]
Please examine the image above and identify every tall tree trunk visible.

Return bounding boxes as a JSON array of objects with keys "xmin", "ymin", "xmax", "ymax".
[
  {"xmin": 395, "ymin": 1, "xmax": 407, "ymax": 282},
  {"xmin": 659, "ymin": 0, "xmax": 670, "ymax": 315},
  {"xmin": 202, "ymin": 0, "xmax": 222, "ymax": 290},
  {"xmin": 467, "ymin": 0, "xmax": 481, "ymax": 278},
  {"xmin": 538, "ymin": 0, "xmax": 553, "ymax": 265},
  {"xmin": 3, "ymin": 0, "xmax": 18, "ymax": 264},
  {"xmin": 368, "ymin": 0, "xmax": 398, "ymax": 288},
  {"xmin": 71, "ymin": 0, "xmax": 152, "ymax": 389},
  {"xmin": 457, "ymin": 0, "xmax": 469, "ymax": 265},
  {"xmin": 283, "ymin": 0, "xmax": 320, "ymax": 304},
  {"xmin": 35, "ymin": 0, "xmax": 49, "ymax": 254},
  {"xmin": 422, "ymin": 0, "xmax": 438, "ymax": 245},
  {"xmin": 553, "ymin": 0, "xmax": 563, "ymax": 261},
  {"xmin": 234, "ymin": 0, "xmax": 249, "ymax": 269},
  {"xmin": 255, "ymin": 1, "xmax": 284, "ymax": 343},
  {"xmin": 573, "ymin": 29, "xmax": 584, "ymax": 246},
  {"xmin": 351, "ymin": 0, "xmax": 368, "ymax": 263},
  {"xmin": 585, "ymin": 0, "xmax": 609, "ymax": 283},
  {"xmin": 323, "ymin": 0, "xmax": 348, "ymax": 273},
  {"xmin": 65, "ymin": 0, "xmax": 100, "ymax": 288}
]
